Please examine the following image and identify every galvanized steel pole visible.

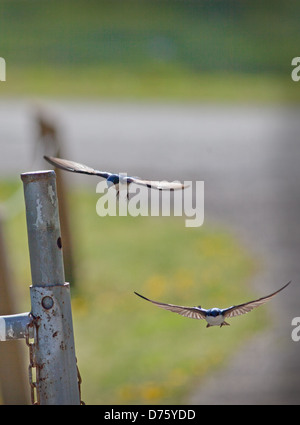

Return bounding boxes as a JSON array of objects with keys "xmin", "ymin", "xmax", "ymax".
[{"xmin": 21, "ymin": 170, "xmax": 80, "ymax": 405}]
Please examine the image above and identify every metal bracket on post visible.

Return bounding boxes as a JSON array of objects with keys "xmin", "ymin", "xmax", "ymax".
[
  {"xmin": 20, "ymin": 170, "xmax": 81, "ymax": 405},
  {"xmin": 0, "ymin": 312, "xmax": 33, "ymax": 341}
]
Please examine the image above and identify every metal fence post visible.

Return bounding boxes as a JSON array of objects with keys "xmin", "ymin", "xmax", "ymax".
[{"xmin": 21, "ymin": 170, "xmax": 80, "ymax": 405}]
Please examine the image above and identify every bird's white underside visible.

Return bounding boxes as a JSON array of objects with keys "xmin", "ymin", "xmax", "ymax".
[{"xmin": 205, "ymin": 315, "xmax": 225, "ymax": 326}]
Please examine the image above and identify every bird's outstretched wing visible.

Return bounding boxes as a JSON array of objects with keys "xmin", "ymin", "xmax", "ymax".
[
  {"xmin": 44, "ymin": 156, "xmax": 111, "ymax": 179},
  {"xmin": 223, "ymin": 281, "xmax": 291, "ymax": 319},
  {"xmin": 134, "ymin": 292, "xmax": 207, "ymax": 320},
  {"xmin": 129, "ymin": 177, "xmax": 188, "ymax": 191}
]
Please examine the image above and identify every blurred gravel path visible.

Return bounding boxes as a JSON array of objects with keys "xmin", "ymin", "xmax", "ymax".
[{"xmin": 0, "ymin": 99, "xmax": 299, "ymax": 404}]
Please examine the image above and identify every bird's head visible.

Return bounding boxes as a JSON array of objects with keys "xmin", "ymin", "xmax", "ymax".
[
  {"xmin": 207, "ymin": 308, "xmax": 222, "ymax": 317},
  {"xmin": 107, "ymin": 174, "xmax": 120, "ymax": 187}
]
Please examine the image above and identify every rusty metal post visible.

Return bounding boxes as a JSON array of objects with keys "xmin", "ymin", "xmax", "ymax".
[{"xmin": 21, "ymin": 170, "xmax": 80, "ymax": 405}]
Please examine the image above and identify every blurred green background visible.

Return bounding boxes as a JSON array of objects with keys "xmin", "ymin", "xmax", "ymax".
[
  {"xmin": 1, "ymin": 0, "xmax": 299, "ymax": 101},
  {"xmin": 0, "ymin": 0, "xmax": 298, "ymax": 404}
]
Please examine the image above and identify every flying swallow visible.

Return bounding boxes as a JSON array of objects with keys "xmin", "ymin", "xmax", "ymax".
[
  {"xmin": 44, "ymin": 156, "xmax": 187, "ymax": 197},
  {"xmin": 134, "ymin": 281, "xmax": 291, "ymax": 328}
]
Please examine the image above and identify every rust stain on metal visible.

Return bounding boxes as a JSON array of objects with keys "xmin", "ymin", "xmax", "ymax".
[
  {"xmin": 57, "ymin": 237, "xmax": 62, "ymax": 249},
  {"xmin": 60, "ymin": 341, "xmax": 66, "ymax": 351}
]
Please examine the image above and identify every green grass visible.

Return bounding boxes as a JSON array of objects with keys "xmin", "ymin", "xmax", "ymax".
[
  {"xmin": 1, "ymin": 0, "xmax": 300, "ymax": 103},
  {"xmin": 2, "ymin": 66, "xmax": 299, "ymax": 103},
  {"xmin": 0, "ymin": 179, "xmax": 267, "ymax": 404},
  {"xmin": 1, "ymin": 0, "xmax": 299, "ymax": 74}
]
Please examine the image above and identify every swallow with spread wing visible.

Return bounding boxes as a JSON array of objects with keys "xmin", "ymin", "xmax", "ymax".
[
  {"xmin": 134, "ymin": 281, "xmax": 291, "ymax": 327},
  {"xmin": 44, "ymin": 156, "xmax": 187, "ymax": 197}
]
